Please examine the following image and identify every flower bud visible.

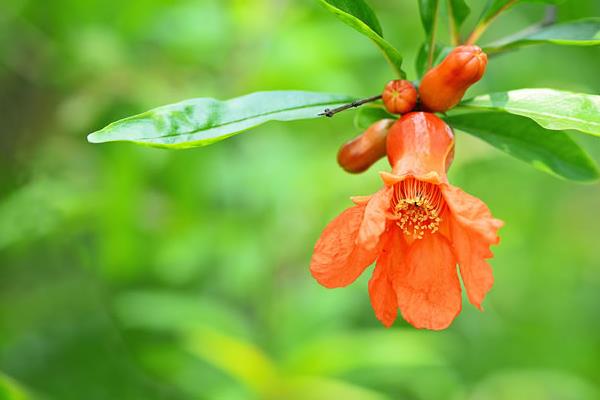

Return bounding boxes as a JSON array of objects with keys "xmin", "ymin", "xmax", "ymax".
[
  {"xmin": 419, "ymin": 45, "xmax": 488, "ymax": 112},
  {"xmin": 382, "ymin": 80, "xmax": 418, "ymax": 115},
  {"xmin": 337, "ymin": 119, "xmax": 394, "ymax": 174},
  {"xmin": 386, "ymin": 112, "xmax": 455, "ymax": 178}
]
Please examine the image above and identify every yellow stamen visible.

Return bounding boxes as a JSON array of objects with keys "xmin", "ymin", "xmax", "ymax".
[{"xmin": 391, "ymin": 178, "xmax": 445, "ymax": 239}]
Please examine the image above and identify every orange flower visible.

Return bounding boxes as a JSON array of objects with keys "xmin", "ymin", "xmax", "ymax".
[{"xmin": 310, "ymin": 112, "xmax": 503, "ymax": 330}]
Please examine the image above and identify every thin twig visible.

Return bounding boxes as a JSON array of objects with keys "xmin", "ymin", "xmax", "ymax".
[
  {"xmin": 319, "ymin": 95, "xmax": 383, "ymax": 118},
  {"xmin": 485, "ymin": 5, "xmax": 558, "ymax": 57},
  {"xmin": 542, "ymin": 6, "xmax": 557, "ymax": 27}
]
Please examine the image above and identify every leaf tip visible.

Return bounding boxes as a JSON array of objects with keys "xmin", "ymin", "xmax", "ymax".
[{"xmin": 87, "ymin": 130, "xmax": 105, "ymax": 144}]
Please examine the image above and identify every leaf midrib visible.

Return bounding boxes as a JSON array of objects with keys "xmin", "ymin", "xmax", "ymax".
[{"xmin": 106, "ymin": 99, "xmax": 352, "ymax": 142}]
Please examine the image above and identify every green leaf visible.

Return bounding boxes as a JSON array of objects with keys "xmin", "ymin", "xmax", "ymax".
[
  {"xmin": 318, "ymin": 0, "xmax": 382, "ymax": 36},
  {"xmin": 317, "ymin": 0, "xmax": 406, "ymax": 77},
  {"xmin": 354, "ymin": 106, "xmax": 395, "ymax": 131},
  {"xmin": 457, "ymin": 89, "xmax": 600, "ymax": 136},
  {"xmin": 447, "ymin": 112, "xmax": 599, "ymax": 182},
  {"xmin": 484, "ymin": 18, "xmax": 600, "ymax": 53},
  {"xmin": 480, "ymin": 0, "xmax": 516, "ymax": 23},
  {"xmin": 418, "ymin": 0, "xmax": 441, "ymax": 71},
  {"xmin": 88, "ymin": 91, "xmax": 355, "ymax": 149},
  {"xmin": 448, "ymin": 0, "xmax": 470, "ymax": 30},
  {"xmin": 480, "ymin": 0, "xmax": 563, "ymax": 23},
  {"xmin": 418, "ymin": 0, "xmax": 441, "ymax": 37}
]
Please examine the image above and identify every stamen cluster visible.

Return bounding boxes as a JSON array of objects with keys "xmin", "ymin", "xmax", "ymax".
[{"xmin": 391, "ymin": 178, "xmax": 444, "ymax": 239}]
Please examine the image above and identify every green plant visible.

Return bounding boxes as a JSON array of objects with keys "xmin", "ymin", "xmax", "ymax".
[{"xmin": 87, "ymin": 0, "xmax": 600, "ymax": 183}]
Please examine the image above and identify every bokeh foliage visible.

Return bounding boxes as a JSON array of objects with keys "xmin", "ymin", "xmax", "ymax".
[{"xmin": 1, "ymin": 0, "xmax": 600, "ymax": 399}]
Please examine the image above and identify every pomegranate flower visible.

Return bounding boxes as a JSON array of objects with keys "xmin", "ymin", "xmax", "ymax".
[{"xmin": 310, "ymin": 112, "xmax": 503, "ymax": 330}]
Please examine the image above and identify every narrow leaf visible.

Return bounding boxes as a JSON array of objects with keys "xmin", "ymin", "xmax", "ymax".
[
  {"xmin": 457, "ymin": 89, "xmax": 600, "ymax": 136},
  {"xmin": 318, "ymin": 0, "xmax": 382, "ymax": 36},
  {"xmin": 448, "ymin": 0, "xmax": 470, "ymax": 30},
  {"xmin": 418, "ymin": 0, "xmax": 441, "ymax": 37},
  {"xmin": 480, "ymin": 0, "xmax": 518, "ymax": 23},
  {"xmin": 484, "ymin": 18, "xmax": 600, "ymax": 53},
  {"xmin": 448, "ymin": 0, "xmax": 470, "ymax": 46},
  {"xmin": 447, "ymin": 112, "xmax": 599, "ymax": 182},
  {"xmin": 88, "ymin": 91, "xmax": 355, "ymax": 149},
  {"xmin": 317, "ymin": 0, "xmax": 406, "ymax": 77},
  {"xmin": 480, "ymin": 0, "xmax": 563, "ymax": 24},
  {"xmin": 418, "ymin": 0, "xmax": 441, "ymax": 70}
]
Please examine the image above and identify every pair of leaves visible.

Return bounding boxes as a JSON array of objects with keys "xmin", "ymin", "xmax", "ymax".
[{"xmin": 316, "ymin": 0, "xmax": 405, "ymax": 77}]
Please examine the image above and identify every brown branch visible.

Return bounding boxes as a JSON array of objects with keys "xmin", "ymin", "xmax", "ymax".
[{"xmin": 319, "ymin": 95, "xmax": 383, "ymax": 118}]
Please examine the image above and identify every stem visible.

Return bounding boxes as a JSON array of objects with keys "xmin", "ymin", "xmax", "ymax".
[
  {"xmin": 542, "ymin": 6, "xmax": 557, "ymax": 27},
  {"xmin": 319, "ymin": 95, "xmax": 383, "ymax": 118},
  {"xmin": 426, "ymin": 1, "xmax": 441, "ymax": 70},
  {"xmin": 479, "ymin": 5, "xmax": 558, "ymax": 56},
  {"xmin": 466, "ymin": 0, "xmax": 518, "ymax": 45}
]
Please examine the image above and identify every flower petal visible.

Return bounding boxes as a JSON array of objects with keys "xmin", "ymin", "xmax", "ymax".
[
  {"xmin": 357, "ymin": 187, "xmax": 392, "ymax": 251},
  {"xmin": 310, "ymin": 205, "xmax": 380, "ymax": 288},
  {"xmin": 442, "ymin": 185, "xmax": 503, "ymax": 244},
  {"xmin": 442, "ymin": 185, "xmax": 503, "ymax": 309},
  {"xmin": 368, "ymin": 228, "xmax": 403, "ymax": 327},
  {"xmin": 394, "ymin": 233, "xmax": 462, "ymax": 330}
]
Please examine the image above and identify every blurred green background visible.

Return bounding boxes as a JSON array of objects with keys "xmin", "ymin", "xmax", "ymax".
[{"xmin": 1, "ymin": 0, "xmax": 600, "ymax": 399}]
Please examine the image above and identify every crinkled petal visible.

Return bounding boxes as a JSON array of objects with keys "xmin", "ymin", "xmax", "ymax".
[
  {"xmin": 310, "ymin": 205, "xmax": 380, "ymax": 288},
  {"xmin": 442, "ymin": 184, "xmax": 503, "ymax": 243},
  {"xmin": 357, "ymin": 187, "xmax": 392, "ymax": 251},
  {"xmin": 368, "ymin": 228, "xmax": 403, "ymax": 327},
  {"xmin": 394, "ymin": 233, "xmax": 462, "ymax": 330},
  {"xmin": 442, "ymin": 185, "xmax": 503, "ymax": 309}
]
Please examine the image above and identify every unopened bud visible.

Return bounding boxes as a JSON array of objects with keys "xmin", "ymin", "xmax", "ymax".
[
  {"xmin": 419, "ymin": 45, "xmax": 488, "ymax": 112},
  {"xmin": 382, "ymin": 80, "xmax": 418, "ymax": 115},
  {"xmin": 337, "ymin": 119, "xmax": 394, "ymax": 174}
]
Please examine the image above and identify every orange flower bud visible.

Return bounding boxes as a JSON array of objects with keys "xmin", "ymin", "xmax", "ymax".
[
  {"xmin": 337, "ymin": 119, "xmax": 394, "ymax": 174},
  {"xmin": 419, "ymin": 45, "xmax": 488, "ymax": 112},
  {"xmin": 382, "ymin": 80, "xmax": 418, "ymax": 115},
  {"xmin": 386, "ymin": 112, "xmax": 455, "ymax": 178}
]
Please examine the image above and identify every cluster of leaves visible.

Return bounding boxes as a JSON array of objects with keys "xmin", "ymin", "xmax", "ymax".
[{"xmin": 87, "ymin": 0, "xmax": 600, "ymax": 183}]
